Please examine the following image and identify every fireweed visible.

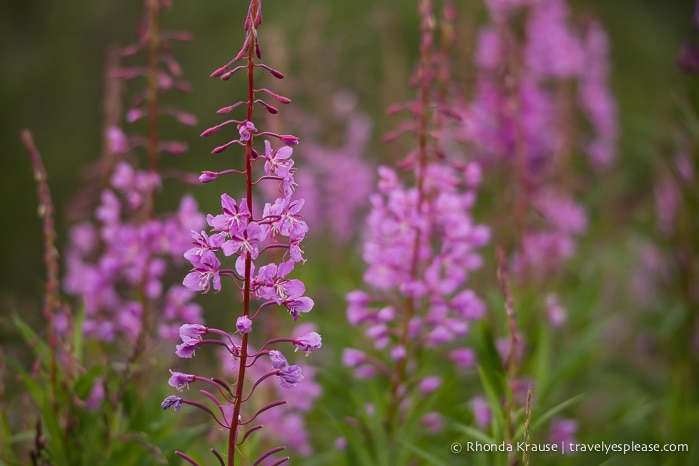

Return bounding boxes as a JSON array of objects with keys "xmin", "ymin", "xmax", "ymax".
[
  {"xmin": 7, "ymin": 2, "xmax": 208, "ymax": 464},
  {"xmin": 344, "ymin": 0, "xmax": 489, "ymax": 443},
  {"xmin": 458, "ymin": 0, "xmax": 616, "ymax": 280},
  {"xmin": 161, "ymin": 1, "xmax": 321, "ymax": 464},
  {"xmin": 63, "ymin": 0, "xmax": 204, "ymax": 349},
  {"xmin": 454, "ymin": 0, "xmax": 616, "ymax": 447}
]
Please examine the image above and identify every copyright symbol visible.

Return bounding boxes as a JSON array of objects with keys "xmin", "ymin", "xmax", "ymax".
[{"xmin": 451, "ymin": 442, "xmax": 462, "ymax": 454}]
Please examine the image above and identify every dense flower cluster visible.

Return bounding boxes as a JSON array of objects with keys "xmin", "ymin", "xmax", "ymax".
[
  {"xmin": 460, "ymin": 0, "xmax": 610, "ymax": 440},
  {"xmin": 63, "ymin": 0, "xmax": 203, "ymax": 342},
  {"xmin": 344, "ymin": 0, "xmax": 489, "ymax": 434},
  {"xmin": 64, "ymin": 174, "xmax": 204, "ymax": 341},
  {"xmin": 458, "ymin": 0, "xmax": 616, "ymax": 276},
  {"xmin": 347, "ymin": 163, "xmax": 489, "ymax": 351}
]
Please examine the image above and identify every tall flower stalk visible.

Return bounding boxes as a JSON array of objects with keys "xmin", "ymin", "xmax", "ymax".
[
  {"xmin": 20, "ymin": 129, "xmax": 61, "ymax": 417},
  {"xmin": 58, "ymin": 5, "xmax": 206, "ymax": 437},
  {"xmin": 162, "ymin": 1, "xmax": 320, "ymax": 465},
  {"xmin": 344, "ymin": 0, "xmax": 489, "ymax": 451},
  {"xmin": 459, "ymin": 0, "xmax": 616, "ymax": 280}
]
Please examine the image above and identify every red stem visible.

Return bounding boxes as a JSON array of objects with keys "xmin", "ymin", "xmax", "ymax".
[
  {"xmin": 146, "ymin": 0, "xmax": 160, "ymax": 217},
  {"xmin": 20, "ymin": 129, "xmax": 60, "ymax": 415},
  {"xmin": 387, "ymin": 0, "xmax": 433, "ymax": 432},
  {"xmin": 228, "ymin": 2, "xmax": 259, "ymax": 464}
]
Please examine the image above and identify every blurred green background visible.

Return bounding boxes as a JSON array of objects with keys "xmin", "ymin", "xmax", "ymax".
[
  {"xmin": 0, "ymin": 0, "xmax": 695, "ymax": 351},
  {"xmin": 1, "ymin": 1, "xmax": 699, "ymax": 464}
]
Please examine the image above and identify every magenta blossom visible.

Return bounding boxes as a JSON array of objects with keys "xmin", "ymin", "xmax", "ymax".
[{"xmin": 292, "ymin": 332, "xmax": 323, "ymax": 354}]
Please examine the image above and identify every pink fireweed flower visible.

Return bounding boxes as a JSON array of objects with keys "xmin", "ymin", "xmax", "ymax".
[
  {"xmin": 184, "ymin": 229, "xmax": 226, "ymax": 265},
  {"xmin": 162, "ymin": 1, "xmax": 319, "ymax": 463},
  {"xmin": 342, "ymin": 348, "xmax": 367, "ymax": 367},
  {"xmin": 418, "ymin": 376, "xmax": 442, "ymax": 396},
  {"xmin": 262, "ymin": 197, "xmax": 309, "ymax": 238},
  {"xmin": 64, "ymin": 0, "xmax": 207, "ymax": 344},
  {"xmin": 277, "ymin": 364, "xmax": 304, "ymax": 388},
  {"xmin": 421, "ymin": 412, "xmax": 445, "ymax": 434},
  {"xmin": 548, "ymin": 417, "xmax": 578, "ymax": 451},
  {"xmin": 254, "ymin": 261, "xmax": 302, "ymax": 303},
  {"xmin": 449, "ymin": 348, "xmax": 476, "ymax": 369},
  {"xmin": 175, "ymin": 336, "xmax": 201, "ymax": 359},
  {"xmin": 207, "ymin": 193, "xmax": 251, "ymax": 236},
  {"xmin": 182, "ymin": 252, "xmax": 222, "ymax": 293},
  {"xmin": 283, "ymin": 295, "xmax": 315, "ymax": 321},
  {"xmin": 292, "ymin": 332, "xmax": 322, "ymax": 354},
  {"xmin": 263, "ymin": 139, "xmax": 294, "ymax": 178},
  {"xmin": 161, "ymin": 395, "xmax": 183, "ymax": 413},
  {"xmin": 168, "ymin": 370, "xmax": 196, "ymax": 391},
  {"xmin": 237, "ymin": 119, "xmax": 257, "ymax": 141},
  {"xmin": 471, "ymin": 396, "xmax": 491, "ymax": 429},
  {"xmin": 545, "ymin": 293, "xmax": 566, "ymax": 327},
  {"xmin": 221, "ymin": 221, "xmax": 266, "ymax": 259},
  {"xmin": 236, "ymin": 315, "xmax": 253, "ymax": 334},
  {"xmin": 179, "ymin": 323, "xmax": 208, "ymax": 339},
  {"xmin": 106, "ymin": 125, "xmax": 129, "ymax": 154}
]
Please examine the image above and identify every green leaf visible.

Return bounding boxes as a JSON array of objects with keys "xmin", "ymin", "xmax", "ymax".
[
  {"xmin": 514, "ymin": 394, "xmax": 585, "ymax": 440},
  {"xmin": 401, "ymin": 440, "xmax": 448, "ymax": 466},
  {"xmin": 476, "ymin": 365, "xmax": 506, "ymax": 441},
  {"xmin": 72, "ymin": 306, "xmax": 86, "ymax": 360},
  {"xmin": 12, "ymin": 314, "xmax": 49, "ymax": 362},
  {"xmin": 452, "ymin": 424, "xmax": 496, "ymax": 445}
]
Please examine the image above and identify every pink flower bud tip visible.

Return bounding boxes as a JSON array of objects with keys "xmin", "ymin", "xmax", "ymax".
[
  {"xmin": 280, "ymin": 135, "xmax": 299, "ymax": 146},
  {"xmin": 200, "ymin": 126, "xmax": 220, "ymax": 137},
  {"xmin": 210, "ymin": 65, "xmax": 228, "ymax": 78},
  {"xmin": 212, "ymin": 144, "xmax": 229, "ymax": 154},
  {"xmin": 216, "ymin": 106, "xmax": 235, "ymax": 115},
  {"xmin": 199, "ymin": 171, "xmax": 218, "ymax": 183},
  {"xmin": 275, "ymin": 95, "xmax": 292, "ymax": 104}
]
